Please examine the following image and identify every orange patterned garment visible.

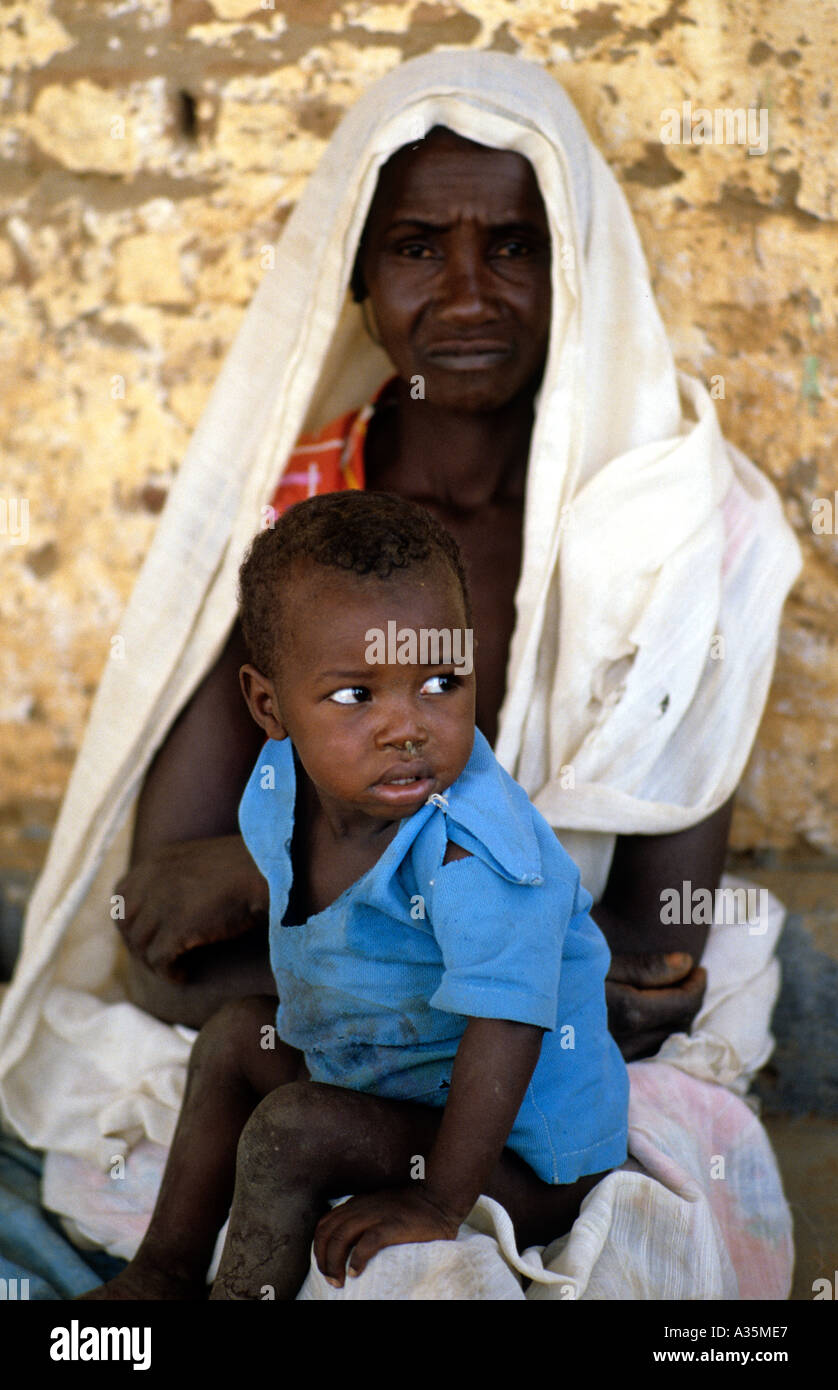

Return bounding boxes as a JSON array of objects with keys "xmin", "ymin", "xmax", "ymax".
[{"xmin": 268, "ymin": 379, "xmax": 395, "ymax": 516}]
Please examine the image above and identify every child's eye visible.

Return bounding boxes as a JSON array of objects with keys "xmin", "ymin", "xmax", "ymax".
[
  {"xmin": 328, "ymin": 687, "xmax": 371, "ymax": 705},
  {"xmin": 421, "ymin": 674, "xmax": 459, "ymax": 695}
]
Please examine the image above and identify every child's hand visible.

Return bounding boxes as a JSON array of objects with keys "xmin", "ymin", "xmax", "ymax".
[
  {"xmin": 312, "ymin": 1020, "xmax": 542, "ymax": 1290},
  {"xmin": 313, "ymin": 1187, "xmax": 461, "ymax": 1287}
]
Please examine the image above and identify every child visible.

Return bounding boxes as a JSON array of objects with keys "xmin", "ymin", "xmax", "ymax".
[{"xmin": 83, "ymin": 490, "xmax": 628, "ymax": 1300}]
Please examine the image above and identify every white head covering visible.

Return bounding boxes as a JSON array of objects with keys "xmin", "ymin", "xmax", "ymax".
[{"xmin": 0, "ymin": 53, "xmax": 800, "ymax": 1187}]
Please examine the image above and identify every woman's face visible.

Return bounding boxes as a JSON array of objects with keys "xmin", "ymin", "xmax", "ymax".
[{"xmin": 358, "ymin": 128, "xmax": 552, "ymax": 413}]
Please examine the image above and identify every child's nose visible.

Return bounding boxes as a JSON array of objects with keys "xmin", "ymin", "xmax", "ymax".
[{"xmin": 375, "ymin": 698, "xmax": 428, "ymax": 751}]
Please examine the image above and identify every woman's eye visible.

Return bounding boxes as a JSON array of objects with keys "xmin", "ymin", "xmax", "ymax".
[
  {"xmin": 328, "ymin": 687, "xmax": 370, "ymax": 705},
  {"xmin": 421, "ymin": 674, "xmax": 459, "ymax": 695},
  {"xmin": 495, "ymin": 239, "xmax": 531, "ymax": 257},
  {"xmin": 398, "ymin": 242, "xmax": 434, "ymax": 258}
]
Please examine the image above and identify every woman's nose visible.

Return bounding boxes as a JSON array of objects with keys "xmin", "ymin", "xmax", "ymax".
[{"xmin": 436, "ymin": 234, "xmax": 496, "ymax": 322}]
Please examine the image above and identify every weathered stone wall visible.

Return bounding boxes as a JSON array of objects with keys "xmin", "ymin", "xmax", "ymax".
[{"xmin": 2, "ymin": 0, "xmax": 836, "ymax": 874}]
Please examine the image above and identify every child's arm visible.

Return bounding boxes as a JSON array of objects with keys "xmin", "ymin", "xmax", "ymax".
[{"xmin": 312, "ymin": 1014, "xmax": 544, "ymax": 1286}]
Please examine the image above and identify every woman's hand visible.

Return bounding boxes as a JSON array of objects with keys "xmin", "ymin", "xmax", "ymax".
[
  {"xmin": 595, "ymin": 796, "xmax": 734, "ymax": 1060},
  {"xmin": 605, "ymin": 952, "xmax": 707, "ymax": 1061},
  {"xmin": 113, "ymin": 834, "xmax": 269, "ymax": 980},
  {"xmin": 313, "ymin": 1188, "xmax": 460, "ymax": 1287}
]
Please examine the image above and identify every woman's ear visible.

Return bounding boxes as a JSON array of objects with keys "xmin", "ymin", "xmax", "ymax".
[{"xmin": 239, "ymin": 664, "xmax": 288, "ymax": 741}]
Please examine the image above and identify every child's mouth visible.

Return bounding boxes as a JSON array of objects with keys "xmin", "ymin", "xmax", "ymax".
[{"xmin": 372, "ymin": 764, "xmax": 435, "ymax": 805}]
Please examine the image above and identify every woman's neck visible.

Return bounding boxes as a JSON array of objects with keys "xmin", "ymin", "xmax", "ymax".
[{"xmin": 367, "ymin": 377, "xmax": 536, "ymax": 512}]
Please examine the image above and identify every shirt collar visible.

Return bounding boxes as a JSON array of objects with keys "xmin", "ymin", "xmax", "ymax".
[
  {"xmin": 437, "ymin": 729, "xmax": 544, "ymax": 885},
  {"xmin": 239, "ymin": 726, "xmax": 543, "ymax": 889},
  {"xmin": 238, "ymin": 737, "xmax": 296, "ymax": 880}
]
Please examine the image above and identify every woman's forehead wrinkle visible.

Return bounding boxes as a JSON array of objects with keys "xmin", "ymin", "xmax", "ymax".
[
  {"xmin": 368, "ymin": 137, "xmax": 548, "ymax": 233},
  {"xmin": 375, "ymin": 186, "xmax": 549, "ymax": 245},
  {"xmin": 382, "ymin": 211, "xmax": 548, "ymax": 235}
]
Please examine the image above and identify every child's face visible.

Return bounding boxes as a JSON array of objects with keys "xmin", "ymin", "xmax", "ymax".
[{"xmin": 242, "ymin": 560, "xmax": 476, "ymax": 826}]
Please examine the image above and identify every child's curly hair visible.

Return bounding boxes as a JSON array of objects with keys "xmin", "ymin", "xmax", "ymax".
[{"xmin": 238, "ymin": 490, "xmax": 472, "ymax": 677}]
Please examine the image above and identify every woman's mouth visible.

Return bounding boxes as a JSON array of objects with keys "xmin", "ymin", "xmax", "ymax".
[{"xmin": 426, "ymin": 342, "xmax": 510, "ymax": 371}]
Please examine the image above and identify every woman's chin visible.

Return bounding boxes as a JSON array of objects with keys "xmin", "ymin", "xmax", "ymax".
[{"xmin": 415, "ymin": 362, "xmax": 540, "ymax": 414}]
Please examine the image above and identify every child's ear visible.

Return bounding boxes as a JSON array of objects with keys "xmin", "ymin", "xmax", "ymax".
[{"xmin": 239, "ymin": 664, "xmax": 288, "ymax": 741}]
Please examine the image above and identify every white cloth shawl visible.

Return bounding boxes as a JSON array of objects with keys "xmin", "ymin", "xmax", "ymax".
[{"xmin": 0, "ymin": 53, "xmax": 800, "ymax": 1282}]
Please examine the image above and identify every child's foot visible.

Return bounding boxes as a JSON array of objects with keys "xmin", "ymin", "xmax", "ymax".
[{"xmin": 77, "ymin": 1264, "xmax": 206, "ymax": 1301}]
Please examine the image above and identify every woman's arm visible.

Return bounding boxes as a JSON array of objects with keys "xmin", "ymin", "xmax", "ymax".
[
  {"xmin": 592, "ymin": 794, "xmax": 736, "ymax": 1059},
  {"xmin": 117, "ymin": 622, "xmax": 275, "ymax": 1024},
  {"xmin": 131, "ymin": 621, "xmax": 266, "ymax": 857}
]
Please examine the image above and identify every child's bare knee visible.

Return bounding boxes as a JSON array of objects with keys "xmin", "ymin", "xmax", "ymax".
[
  {"xmin": 190, "ymin": 993, "xmax": 274, "ymax": 1071},
  {"xmin": 236, "ymin": 1082, "xmax": 333, "ymax": 1185}
]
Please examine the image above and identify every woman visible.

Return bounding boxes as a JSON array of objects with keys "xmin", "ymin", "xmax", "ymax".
[
  {"xmin": 119, "ymin": 123, "xmax": 721, "ymax": 1047},
  {"xmin": 0, "ymin": 51, "xmax": 799, "ymax": 1299}
]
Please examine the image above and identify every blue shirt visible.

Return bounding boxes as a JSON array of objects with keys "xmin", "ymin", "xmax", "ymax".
[{"xmin": 239, "ymin": 729, "xmax": 628, "ymax": 1185}]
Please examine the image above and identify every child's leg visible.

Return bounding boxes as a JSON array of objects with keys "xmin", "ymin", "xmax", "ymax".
[
  {"xmin": 209, "ymin": 1083, "xmax": 605, "ymax": 1300},
  {"xmin": 80, "ymin": 995, "xmax": 303, "ymax": 1300},
  {"xmin": 210, "ymin": 1082, "xmax": 442, "ymax": 1300}
]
